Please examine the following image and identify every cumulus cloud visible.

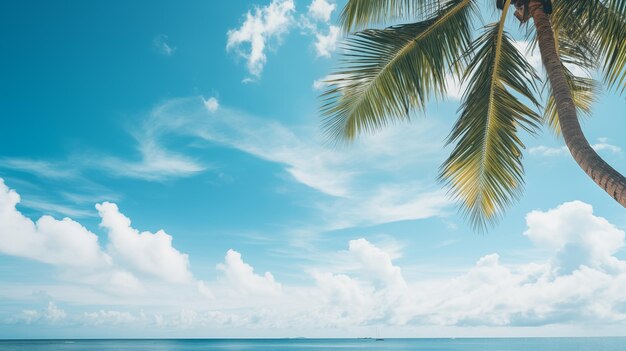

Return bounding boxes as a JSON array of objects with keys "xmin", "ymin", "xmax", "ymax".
[
  {"xmin": 217, "ymin": 249, "xmax": 282, "ymax": 296},
  {"xmin": 226, "ymin": 0, "xmax": 295, "ymax": 78},
  {"xmin": 0, "ymin": 179, "xmax": 195, "ymax": 294},
  {"xmin": 97, "ymin": 202, "xmax": 193, "ymax": 284},
  {"xmin": 0, "ymin": 179, "xmax": 111, "ymax": 268},
  {"xmin": 14, "ymin": 302, "xmax": 66, "ymax": 324},
  {"xmin": 226, "ymin": 0, "xmax": 341, "ymax": 79},
  {"xmin": 525, "ymin": 201, "xmax": 626, "ymax": 274},
  {"xmin": 308, "ymin": 0, "xmax": 335, "ymax": 22},
  {"xmin": 82, "ymin": 310, "xmax": 139, "ymax": 326},
  {"xmin": 314, "ymin": 25, "xmax": 340, "ymax": 57},
  {"xmin": 4, "ymin": 201, "xmax": 626, "ymax": 333},
  {"xmin": 349, "ymin": 238, "xmax": 407, "ymax": 290}
]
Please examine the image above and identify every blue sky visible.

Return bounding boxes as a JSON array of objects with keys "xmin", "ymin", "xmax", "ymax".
[{"xmin": 1, "ymin": 0, "xmax": 626, "ymax": 339}]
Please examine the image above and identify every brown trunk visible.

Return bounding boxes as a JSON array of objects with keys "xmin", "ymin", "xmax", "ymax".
[{"xmin": 530, "ymin": 2, "xmax": 626, "ymax": 207}]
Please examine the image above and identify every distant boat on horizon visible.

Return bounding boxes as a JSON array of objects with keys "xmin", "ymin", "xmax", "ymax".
[{"xmin": 375, "ymin": 327, "xmax": 384, "ymax": 341}]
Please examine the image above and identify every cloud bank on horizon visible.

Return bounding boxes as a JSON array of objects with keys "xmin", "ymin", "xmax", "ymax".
[{"xmin": 2, "ymin": 178, "xmax": 626, "ymax": 334}]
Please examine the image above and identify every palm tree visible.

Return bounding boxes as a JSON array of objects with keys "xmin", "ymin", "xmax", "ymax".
[{"xmin": 320, "ymin": 0, "xmax": 626, "ymax": 229}]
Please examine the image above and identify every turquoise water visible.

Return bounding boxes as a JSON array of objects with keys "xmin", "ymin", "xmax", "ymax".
[{"xmin": 0, "ymin": 338, "xmax": 624, "ymax": 351}]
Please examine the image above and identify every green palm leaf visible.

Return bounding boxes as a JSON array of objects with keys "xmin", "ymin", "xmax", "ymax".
[
  {"xmin": 439, "ymin": 18, "xmax": 541, "ymax": 230},
  {"xmin": 321, "ymin": 0, "xmax": 474, "ymax": 142},
  {"xmin": 340, "ymin": 0, "xmax": 440, "ymax": 32},
  {"xmin": 552, "ymin": 0, "xmax": 626, "ymax": 92},
  {"xmin": 599, "ymin": 0, "xmax": 626, "ymax": 91}
]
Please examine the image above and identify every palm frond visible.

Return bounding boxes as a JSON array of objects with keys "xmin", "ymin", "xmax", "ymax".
[
  {"xmin": 439, "ymin": 17, "xmax": 542, "ymax": 230},
  {"xmin": 599, "ymin": 0, "xmax": 626, "ymax": 91},
  {"xmin": 340, "ymin": 0, "xmax": 440, "ymax": 33},
  {"xmin": 552, "ymin": 0, "xmax": 626, "ymax": 92},
  {"xmin": 321, "ymin": 0, "xmax": 474, "ymax": 142}
]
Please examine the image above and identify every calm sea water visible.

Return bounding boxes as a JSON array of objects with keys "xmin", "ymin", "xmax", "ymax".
[{"xmin": 0, "ymin": 338, "xmax": 624, "ymax": 351}]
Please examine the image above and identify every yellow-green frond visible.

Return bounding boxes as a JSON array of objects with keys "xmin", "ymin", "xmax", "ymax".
[
  {"xmin": 321, "ymin": 0, "xmax": 474, "ymax": 142},
  {"xmin": 439, "ymin": 19, "xmax": 541, "ymax": 231}
]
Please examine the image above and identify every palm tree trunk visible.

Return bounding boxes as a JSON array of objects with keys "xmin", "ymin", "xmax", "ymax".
[{"xmin": 531, "ymin": 2, "xmax": 626, "ymax": 207}]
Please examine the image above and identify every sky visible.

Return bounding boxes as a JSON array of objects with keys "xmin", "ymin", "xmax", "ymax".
[{"xmin": 1, "ymin": 0, "xmax": 626, "ymax": 339}]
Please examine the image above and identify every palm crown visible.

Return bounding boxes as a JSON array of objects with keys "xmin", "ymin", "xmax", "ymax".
[{"xmin": 321, "ymin": 0, "xmax": 626, "ymax": 230}]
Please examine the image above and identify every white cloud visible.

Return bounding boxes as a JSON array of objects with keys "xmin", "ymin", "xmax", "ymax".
[
  {"xmin": 4, "ymin": 201, "xmax": 626, "ymax": 333},
  {"xmin": 324, "ymin": 185, "xmax": 450, "ymax": 229},
  {"xmin": 312, "ymin": 73, "xmax": 350, "ymax": 91},
  {"xmin": 97, "ymin": 202, "xmax": 194, "ymax": 284},
  {"xmin": 217, "ymin": 249, "xmax": 282, "ymax": 296},
  {"xmin": 314, "ymin": 25, "xmax": 340, "ymax": 57},
  {"xmin": 0, "ymin": 179, "xmax": 111, "ymax": 269},
  {"xmin": 154, "ymin": 35, "xmax": 175, "ymax": 56},
  {"xmin": 226, "ymin": 0, "xmax": 341, "ymax": 79},
  {"xmin": 515, "ymin": 40, "xmax": 590, "ymax": 78},
  {"xmin": 98, "ymin": 138, "xmax": 205, "ymax": 181},
  {"xmin": 524, "ymin": 201, "xmax": 626, "ymax": 274},
  {"xmin": 2, "ymin": 137, "xmax": 206, "ymax": 183},
  {"xmin": 0, "ymin": 159, "xmax": 77, "ymax": 179},
  {"xmin": 445, "ymin": 41, "xmax": 539, "ymax": 101},
  {"xmin": 308, "ymin": 0, "xmax": 336, "ymax": 22},
  {"xmin": 19, "ymin": 198, "xmax": 97, "ymax": 218},
  {"xmin": 134, "ymin": 97, "xmax": 450, "ymax": 229},
  {"xmin": 82, "ymin": 310, "xmax": 138, "ymax": 325},
  {"xmin": 310, "ymin": 271, "xmax": 376, "ymax": 325},
  {"xmin": 349, "ymin": 238, "xmax": 407, "ymax": 290},
  {"xmin": 593, "ymin": 137, "xmax": 622, "ymax": 154},
  {"xmin": 203, "ymin": 96, "xmax": 219, "ymax": 112},
  {"xmin": 226, "ymin": 0, "xmax": 296, "ymax": 78},
  {"xmin": 445, "ymin": 75, "xmax": 467, "ymax": 101},
  {"xmin": 15, "ymin": 302, "xmax": 66, "ymax": 324},
  {"xmin": 528, "ymin": 145, "xmax": 568, "ymax": 156},
  {"xmin": 0, "ymin": 179, "xmax": 200, "ymax": 297},
  {"xmin": 513, "ymin": 41, "xmax": 542, "ymax": 73},
  {"xmin": 312, "ymin": 77, "xmax": 327, "ymax": 90},
  {"xmin": 529, "ymin": 138, "xmax": 622, "ymax": 157}
]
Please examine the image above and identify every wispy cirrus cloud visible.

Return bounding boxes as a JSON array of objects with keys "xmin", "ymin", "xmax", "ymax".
[
  {"xmin": 153, "ymin": 34, "xmax": 175, "ymax": 56},
  {"xmin": 135, "ymin": 96, "xmax": 450, "ymax": 229},
  {"xmin": 0, "ymin": 159, "xmax": 78, "ymax": 179}
]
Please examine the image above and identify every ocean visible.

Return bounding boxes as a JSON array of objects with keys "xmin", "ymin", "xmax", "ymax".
[{"xmin": 0, "ymin": 338, "xmax": 624, "ymax": 351}]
